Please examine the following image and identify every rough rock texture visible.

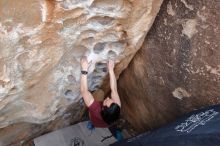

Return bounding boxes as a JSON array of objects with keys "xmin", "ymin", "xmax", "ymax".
[
  {"xmin": 0, "ymin": 0, "xmax": 163, "ymax": 128},
  {"xmin": 118, "ymin": 0, "xmax": 220, "ymax": 132},
  {"xmin": 0, "ymin": 101, "xmax": 89, "ymax": 146},
  {"xmin": 0, "ymin": 0, "xmax": 163, "ymax": 145}
]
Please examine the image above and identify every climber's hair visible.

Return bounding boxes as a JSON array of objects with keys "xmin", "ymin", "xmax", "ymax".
[{"xmin": 101, "ymin": 103, "xmax": 120, "ymax": 125}]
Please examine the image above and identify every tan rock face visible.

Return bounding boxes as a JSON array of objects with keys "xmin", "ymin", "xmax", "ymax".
[{"xmin": 0, "ymin": 0, "xmax": 163, "ymax": 129}]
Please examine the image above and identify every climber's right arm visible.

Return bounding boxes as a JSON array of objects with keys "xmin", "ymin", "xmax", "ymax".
[{"xmin": 80, "ymin": 56, "xmax": 94, "ymax": 107}]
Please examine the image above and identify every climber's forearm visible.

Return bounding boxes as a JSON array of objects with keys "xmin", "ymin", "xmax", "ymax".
[
  {"xmin": 80, "ymin": 74, "xmax": 94, "ymax": 107},
  {"xmin": 109, "ymin": 69, "xmax": 121, "ymax": 106},
  {"xmin": 109, "ymin": 70, "xmax": 118, "ymax": 92},
  {"xmin": 80, "ymin": 74, "xmax": 88, "ymax": 93}
]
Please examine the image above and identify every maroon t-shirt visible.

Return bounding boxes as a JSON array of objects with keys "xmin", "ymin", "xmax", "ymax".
[{"xmin": 88, "ymin": 100, "xmax": 109, "ymax": 128}]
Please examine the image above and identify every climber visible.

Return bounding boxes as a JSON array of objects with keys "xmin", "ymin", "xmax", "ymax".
[{"xmin": 80, "ymin": 56, "xmax": 121, "ymax": 128}]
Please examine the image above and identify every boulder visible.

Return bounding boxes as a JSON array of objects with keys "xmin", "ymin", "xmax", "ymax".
[
  {"xmin": 118, "ymin": 0, "xmax": 220, "ymax": 132},
  {"xmin": 0, "ymin": 0, "xmax": 163, "ymax": 145}
]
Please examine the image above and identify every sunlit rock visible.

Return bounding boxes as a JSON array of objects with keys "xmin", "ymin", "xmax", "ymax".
[{"xmin": 0, "ymin": 0, "xmax": 163, "ymax": 128}]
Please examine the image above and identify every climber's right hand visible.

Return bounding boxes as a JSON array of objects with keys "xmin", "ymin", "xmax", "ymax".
[{"xmin": 80, "ymin": 56, "xmax": 89, "ymax": 71}]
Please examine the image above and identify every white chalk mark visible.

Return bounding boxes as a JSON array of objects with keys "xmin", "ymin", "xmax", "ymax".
[
  {"xmin": 182, "ymin": 19, "xmax": 198, "ymax": 39},
  {"xmin": 167, "ymin": 1, "xmax": 175, "ymax": 16},
  {"xmin": 180, "ymin": 0, "xmax": 194, "ymax": 11},
  {"xmin": 41, "ymin": 1, "xmax": 47, "ymax": 22}
]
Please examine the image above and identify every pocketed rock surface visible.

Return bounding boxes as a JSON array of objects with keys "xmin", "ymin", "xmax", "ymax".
[{"xmin": 0, "ymin": 0, "xmax": 163, "ymax": 145}]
